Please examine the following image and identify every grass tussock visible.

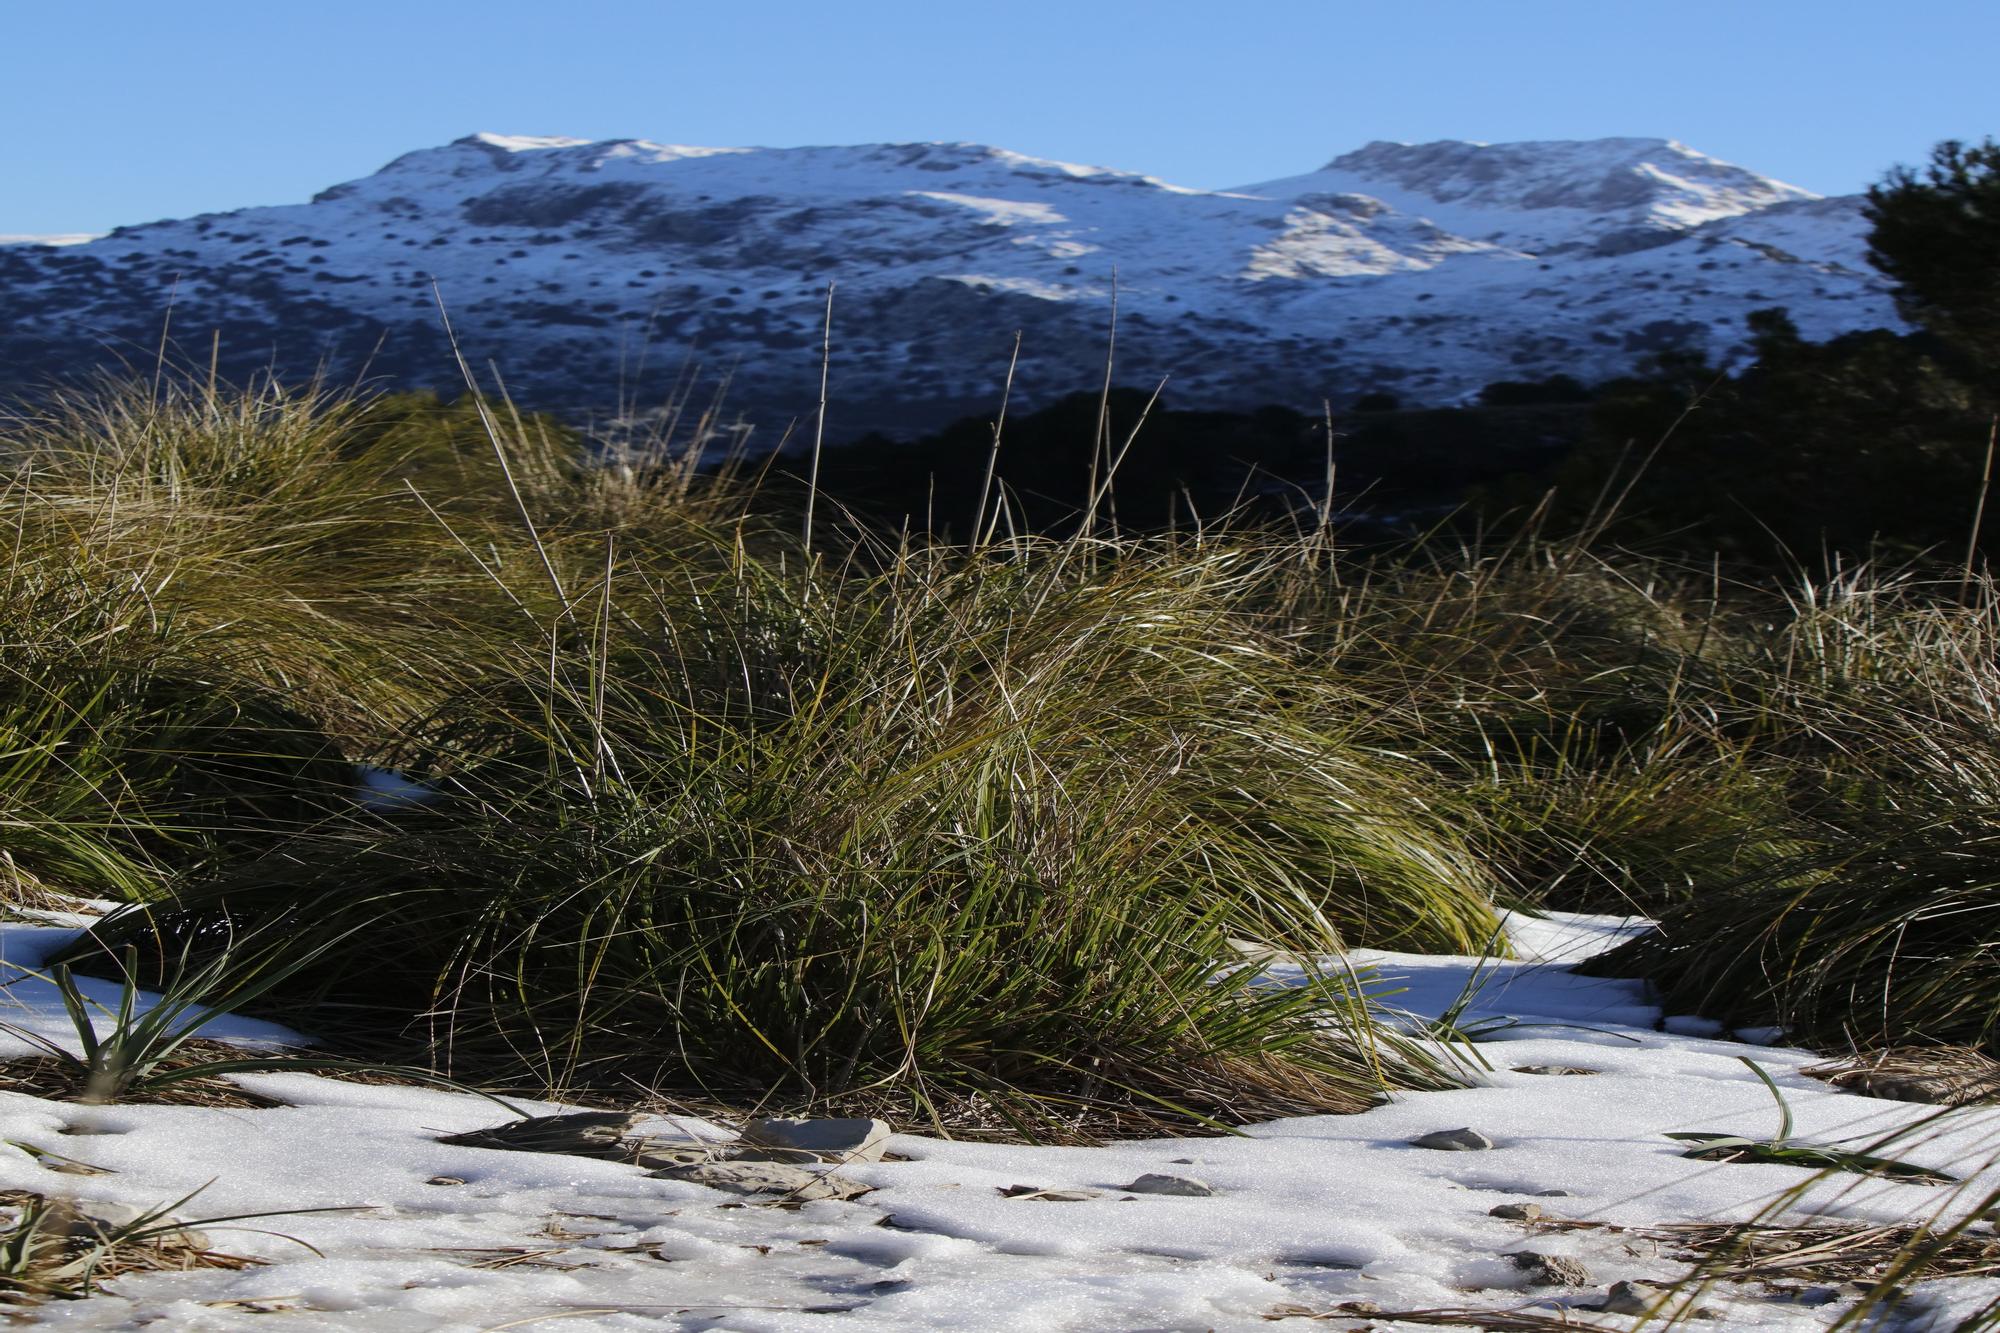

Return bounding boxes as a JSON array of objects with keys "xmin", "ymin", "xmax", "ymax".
[
  {"xmin": 9, "ymin": 375, "xmax": 2000, "ymax": 1137},
  {"xmin": 1585, "ymin": 572, "xmax": 2000, "ymax": 1052}
]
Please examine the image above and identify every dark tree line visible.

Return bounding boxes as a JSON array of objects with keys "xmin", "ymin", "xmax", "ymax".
[{"xmin": 1516, "ymin": 136, "xmax": 2000, "ymax": 568}]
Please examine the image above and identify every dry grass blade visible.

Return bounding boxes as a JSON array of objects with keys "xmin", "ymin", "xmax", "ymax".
[
  {"xmin": 0, "ymin": 1189, "xmax": 266, "ymax": 1305},
  {"xmin": 424, "ymin": 1245, "xmax": 584, "ymax": 1271},
  {"xmin": 1264, "ymin": 1300, "xmax": 1603, "ymax": 1328},
  {"xmin": 1804, "ymin": 1046, "xmax": 2000, "ymax": 1107},
  {"xmin": 1543, "ymin": 1217, "xmax": 2000, "ymax": 1285},
  {"xmin": 0, "ymin": 1047, "xmax": 286, "ymax": 1109}
]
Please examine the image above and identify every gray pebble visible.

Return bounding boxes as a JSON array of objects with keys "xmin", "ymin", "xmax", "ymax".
[
  {"xmin": 1122, "ymin": 1173, "xmax": 1213, "ymax": 1197},
  {"xmin": 1508, "ymin": 1250, "xmax": 1592, "ymax": 1286},
  {"xmin": 651, "ymin": 1160, "xmax": 871, "ymax": 1202},
  {"xmin": 998, "ymin": 1185, "xmax": 1102, "ymax": 1202},
  {"xmin": 737, "ymin": 1116, "xmax": 893, "ymax": 1164}
]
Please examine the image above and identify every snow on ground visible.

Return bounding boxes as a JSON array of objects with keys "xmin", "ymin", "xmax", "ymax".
[{"xmin": 0, "ymin": 913, "xmax": 1995, "ymax": 1330}]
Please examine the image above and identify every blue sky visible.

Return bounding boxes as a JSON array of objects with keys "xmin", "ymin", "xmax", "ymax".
[{"xmin": 5, "ymin": 0, "xmax": 1992, "ymax": 235}]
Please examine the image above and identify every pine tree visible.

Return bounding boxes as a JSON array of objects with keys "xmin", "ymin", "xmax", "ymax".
[{"xmin": 1865, "ymin": 137, "xmax": 2000, "ymax": 387}]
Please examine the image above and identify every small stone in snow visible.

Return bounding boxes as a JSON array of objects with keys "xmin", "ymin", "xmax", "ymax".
[
  {"xmin": 1511, "ymin": 1065, "xmax": 1599, "ymax": 1076},
  {"xmin": 440, "ymin": 1110, "xmax": 638, "ymax": 1156},
  {"xmin": 998, "ymin": 1185, "xmax": 1102, "ymax": 1202},
  {"xmin": 1534, "ymin": 1189, "xmax": 1577, "ymax": 1197},
  {"xmin": 426, "ymin": 1176, "xmax": 466, "ymax": 1186},
  {"xmin": 1508, "ymin": 1251, "xmax": 1592, "ymax": 1286},
  {"xmin": 1603, "ymin": 1280, "xmax": 1666, "ymax": 1315},
  {"xmin": 1123, "ymin": 1173, "xmax": 1213, "ymax": 1196},
  {"xmin": 737, "ymin": 1116, "xmax": 893, "ymax": 1164},
  {"xmin": 1488, "ymin": 1203, "xmax": 1544, "ymax": 1221},
  {"xmin": 1411, "ymin": 1127, "xmax": 1494, "ymax": 1151},
  {"xmin": 651, "ymin": 1160, "xmax": 872, "ymax": 1202}
]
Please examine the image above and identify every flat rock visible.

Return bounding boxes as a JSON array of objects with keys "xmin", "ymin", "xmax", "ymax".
[
  {"xmin": 1603, "ymin": 1280, "xmax": 1666, "ymax": 1315},
  {"xmin": 998, "ymin": 1185, "xmax": 1102, "ymax": 1202},
  {"xmin": 650, "ymin": 1160, "xmax": 872, "ymax": 1202},
  {"xmin": 440, "ymin": 1110, "xmax": 638, "ymax": 1156},
  {"xmin": 1411, "ymin": 1127, "xmax": 1495, "ymax": 1151},
  {"xmin": 629, "ymin": 1140, "xmax": 714, "ymax": 1169},
  {"xmin": 1488, "ymin": 1203, "xmax": 1544, "ymax": 1221},
  {"xmin": 1508, "ymin": 1250, "xmax": 1592, "ymax": 1286},
  {"xmin": 1122, "ymin": 1173, "xmax": 1213, "ymax": 1197},
  {"xmin": 736, "ymin": 1116, "xmax": 892, "ymax": 1164}
]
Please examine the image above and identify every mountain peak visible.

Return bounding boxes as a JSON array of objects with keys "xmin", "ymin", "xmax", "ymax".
[
  {"xmin": 1236, "ymin": 136, "xmax": 1817, "ymax": 253},
  {"xmin": 461, "ymin": 132, "xmax": 596, "ymax": 153},
  {"xmin": 0, "ymin": 131, "xmax": 1895, "ymax": 433},
  {"xmin": 1314, "ymin": 136, "xmax": 1815, "ymax": 217},
  {"xmin": 1327, "ymin": 135, "xmax": 1681, "ymax": 169}
]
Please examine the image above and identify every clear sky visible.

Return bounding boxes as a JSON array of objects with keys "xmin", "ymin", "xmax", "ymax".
[{"xmin": 4, "ymin": 0, "xmax": 1992, "ymax": 236}]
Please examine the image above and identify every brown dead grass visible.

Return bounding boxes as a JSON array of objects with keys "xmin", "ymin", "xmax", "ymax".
[
  {"xmin": 1803, "ymin": 1046, "xmax": 2000, "ymax": 1107},
  {"xmin": 0, "ymin": 1043, "xmax": 287, "ymax": 1110},
  {"xmin": 1547, "ymin": 1217, "xmax": 2000, "ymax": 1285},
  {"xmin": 0, "ymin": 1190, "xmax": 261, "ymax": 1305}
]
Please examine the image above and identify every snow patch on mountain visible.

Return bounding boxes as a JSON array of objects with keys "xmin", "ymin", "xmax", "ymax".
[{"xmin": 0, "ymin": 133, "xmax": 1901, "ymax": 434}]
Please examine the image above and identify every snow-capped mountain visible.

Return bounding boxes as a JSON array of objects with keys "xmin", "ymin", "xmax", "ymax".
[{"xmin": 0, "ymin": 134, "xmax": 1897, "ymax": 436}]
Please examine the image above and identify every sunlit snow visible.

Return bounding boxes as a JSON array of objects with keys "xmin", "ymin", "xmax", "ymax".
[{"xmin": 0, "ymin": 911, "xmax": 1994, "ymax": 1329}]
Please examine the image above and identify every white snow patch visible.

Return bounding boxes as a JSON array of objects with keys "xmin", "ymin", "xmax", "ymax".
[
  {"xmin": 467, "ymin": 133, "xmax": 594, "ymax": 153},
  {"xmin": 0, "ymin": 909, "xmax": 1991, "ymax": 1328},
  {"xmin": 907, "ymin": 192, "xmax": 1067, "ymax": 226},
  {"xmin": 354, "ymin": 764, "xmax": 442, "ymax": 812}
]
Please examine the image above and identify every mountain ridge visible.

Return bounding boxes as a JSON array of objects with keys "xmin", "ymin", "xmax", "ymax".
[{"xmin": 0, "ymin": 133, "xmax": 1898, "ymax": 438}]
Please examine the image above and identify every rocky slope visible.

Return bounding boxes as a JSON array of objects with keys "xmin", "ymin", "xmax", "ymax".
[{"xmin": 0, "ymin": 134, "xmax": 1897, "ymax": 437}]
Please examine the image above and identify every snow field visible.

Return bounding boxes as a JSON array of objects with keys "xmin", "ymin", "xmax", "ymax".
[{"xmin": 0, "ymin": 914, "xmax": 1993, "ymax": 1329}]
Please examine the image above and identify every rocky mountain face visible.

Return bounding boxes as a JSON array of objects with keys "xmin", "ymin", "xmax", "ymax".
[{"xmin": 0, "ymin": 133, "xmax": 1897, "ymax": 439}]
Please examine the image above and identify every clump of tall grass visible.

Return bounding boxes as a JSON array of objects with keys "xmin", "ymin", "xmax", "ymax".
[
  {"xmin": 80, "ymin": 526, "xmax": 1495, "ymax": 1133},
  {"xmin": 1589, "ymin": 570, "xmax": 2000, "ymax": 1052},
  {"xmin": 1261, "ymin": 538, "xmax": 1799, "ymax": 913},
  {"xmin": 0, "ymin": 374, "xmax": 762, "ymax": 910},
  {"xmin": 29, "ymin": 373, "xmax": 2000, "ymax": 1136},
  {"xmin": 0, "ymin": 379, "xmax": 467, "ymax": 902},
  {"xmin": 0, "ymin": 562, "xmax": 354, "ymax": 904}
]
